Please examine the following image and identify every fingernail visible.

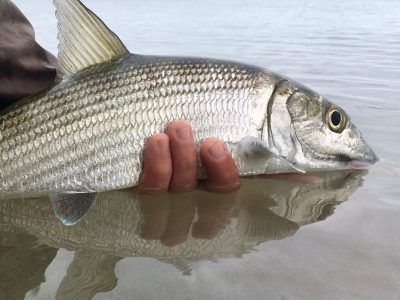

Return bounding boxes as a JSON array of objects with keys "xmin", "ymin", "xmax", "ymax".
[
  {"xmin": 208, "ymin": 142, "xmax": 226, "ymax": 160},
  {"xmin": 176, "ymin": 126, "xmax": 191, "ymax": 141},
  {"xmin": 157, "ymin": 139, "xmax": 169, "ymax": 151}
]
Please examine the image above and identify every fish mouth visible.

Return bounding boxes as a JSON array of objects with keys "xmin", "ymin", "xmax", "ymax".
[
  {"xmin": 336, "ymin": 138, "xmax": 380, "ymax": 170},
  {"xmin": 346, "ymin": 152, "xmax": 380, "ymax": 170},
  {"xmin": 347, "ymin": 160, "xmax": 376, "ymax": 170}
]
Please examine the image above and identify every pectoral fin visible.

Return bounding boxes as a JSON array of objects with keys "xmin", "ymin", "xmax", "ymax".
[
  {"xmin": 51, "ymin": 193, "xmax": 97, "ymax": 225},
  {"xmin": 54, "ymin": 0, "xmax": 129, "ymax": 78},
  {"xmin": 239, "ymin": 136, "xmax": 305, "ymax": 173}
]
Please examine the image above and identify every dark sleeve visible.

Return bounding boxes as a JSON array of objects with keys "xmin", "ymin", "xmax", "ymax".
[{"xmin": 0, "ymin": 0, "xmax": 57, "ymax": 109}]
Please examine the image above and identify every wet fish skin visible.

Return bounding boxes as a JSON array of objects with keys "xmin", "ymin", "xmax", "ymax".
[{"xmin": 0, "ymin": 55, "xmax": 277, "ymax": 192}]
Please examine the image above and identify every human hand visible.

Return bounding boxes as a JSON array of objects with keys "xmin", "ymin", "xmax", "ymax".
[{"xmin": 138, "ymin": 120, "xmax": 240, "ymax": 193}]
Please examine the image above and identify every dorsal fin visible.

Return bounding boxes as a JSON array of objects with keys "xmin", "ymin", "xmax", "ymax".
[{"xmin": 53, "ymin": 0, "xmax": 128, "ymax": 78}]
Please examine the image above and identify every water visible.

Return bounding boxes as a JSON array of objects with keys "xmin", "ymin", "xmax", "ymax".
[{"xmin": 2, "ymin": 0, "xmax": 400, "ymax": 299}]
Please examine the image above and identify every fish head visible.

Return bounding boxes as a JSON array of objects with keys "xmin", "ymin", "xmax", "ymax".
[{"xmin": 267, "ymin": 83, "xmax": 379, "ymax": 171}]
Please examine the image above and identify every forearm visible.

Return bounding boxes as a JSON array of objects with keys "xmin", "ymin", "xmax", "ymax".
[{"xmin": 0, "ymin": 0, "xmax": 57, "ymax": 108}]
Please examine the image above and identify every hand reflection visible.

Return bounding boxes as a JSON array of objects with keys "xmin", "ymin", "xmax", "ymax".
[{"xmin": 139, "ymin": 190, "xmax": 237, "ymax": 247}]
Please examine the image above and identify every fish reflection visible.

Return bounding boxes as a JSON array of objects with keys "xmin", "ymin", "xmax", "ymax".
[{"xmin": 0, "ymin": 170, "xmax": 365, "ymax": 299}]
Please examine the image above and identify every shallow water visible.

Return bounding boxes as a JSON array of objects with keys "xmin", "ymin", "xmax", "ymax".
[{"xmin": 3, "ymin": 0, "xmax": 400, "ymax": 299}]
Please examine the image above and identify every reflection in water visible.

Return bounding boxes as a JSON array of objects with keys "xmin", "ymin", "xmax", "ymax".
[
  {"xmin": 0, "ymin": 230, "xmax": 57, "ymax": 300},
  {"xmin": 56, "ymin": 251, "xmax": 120, "ymax": 300},
  {"xmin": 0, "ymin": 171, "xmax": 365, "ymax": 299}
]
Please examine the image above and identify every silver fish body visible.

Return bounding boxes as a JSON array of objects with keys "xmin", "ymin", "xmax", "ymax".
[{"xmin": 0, "ymin": 54, "xmax": 283, "ymax": 192}]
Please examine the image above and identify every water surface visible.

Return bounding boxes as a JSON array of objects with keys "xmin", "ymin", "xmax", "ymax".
[{"xmin": 3, "ymin": 0, "xmax": 400, "ymax": 299}]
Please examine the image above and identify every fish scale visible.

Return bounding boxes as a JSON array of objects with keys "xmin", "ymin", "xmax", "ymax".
[{"xmin": 0, "ymin": 55, "xmax": 266, "ymax": 192}]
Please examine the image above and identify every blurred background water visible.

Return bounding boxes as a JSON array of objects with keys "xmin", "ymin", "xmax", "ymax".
[{"xmin": 3, "ymin": 0, "xmax": 400, "ymax": 299}]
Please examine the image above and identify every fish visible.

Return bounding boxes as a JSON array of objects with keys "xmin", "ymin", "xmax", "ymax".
[{"xmin": 0, "ymin": 0, "xmax": 378, "ymax": 194}]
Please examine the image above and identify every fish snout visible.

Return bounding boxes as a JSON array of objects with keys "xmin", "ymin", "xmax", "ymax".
[
  {"xmin": 347, "ymin": 146, "xmax": 380, "ymax": 170},
  {"xmin": 364, "ymin": 148, "xmax": 380, "ymax": 165}
]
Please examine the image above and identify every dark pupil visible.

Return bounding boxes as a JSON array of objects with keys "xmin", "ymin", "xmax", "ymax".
[{"xmin": 331, "ymin": 111, "xmax": 341, "ymax": 126}]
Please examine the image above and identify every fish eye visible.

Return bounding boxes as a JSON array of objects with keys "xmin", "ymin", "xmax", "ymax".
[{"xmin": 326, "ymin": 107, "xmax": 346, "ymax": 133}]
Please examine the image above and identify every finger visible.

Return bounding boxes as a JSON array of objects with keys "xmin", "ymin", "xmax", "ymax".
[
  {"xmin": 138, "ymin": 133, "xmax": 172, "ymax": 193},
  {"xmin": 200, "ymin": 138, "xmax": 240, "ymax": 192},
  {"xmin": 139, "ymin": 193, "xmax": 170, "ymax": 240},
  {"xmin": 161, "ymin": 193, "xmax": 196, "ymax": 247},
  {"xmin": 192, "ymin": 190, "xmax": 237, "ymax": 240},
  {"xmin": 166, "ymin": 120, "xmax": 197, "ymax": 192}
]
